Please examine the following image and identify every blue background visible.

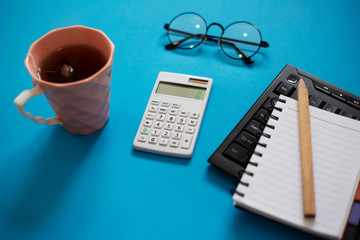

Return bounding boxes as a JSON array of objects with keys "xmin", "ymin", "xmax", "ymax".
[{"xmin": 1, "ymin": 0, "xmax": 360, "ymax": 239}]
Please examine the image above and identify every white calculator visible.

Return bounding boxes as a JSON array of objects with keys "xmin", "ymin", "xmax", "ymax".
[{"xmin": 133, "ymin": 72, "xmax": 213, "ymax": 158}]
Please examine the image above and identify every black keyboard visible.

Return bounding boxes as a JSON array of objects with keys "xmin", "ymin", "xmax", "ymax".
[{"xmin": 208, "ymin": 64, "xmax": 360, "ymax": 178}]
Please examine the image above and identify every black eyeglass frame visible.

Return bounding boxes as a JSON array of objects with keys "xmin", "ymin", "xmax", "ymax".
[{"xmin": 164, "ymin": 12, "xmax": 269, "ymax": 64}]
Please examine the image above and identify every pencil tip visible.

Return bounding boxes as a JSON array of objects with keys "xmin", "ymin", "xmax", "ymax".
[{"xmin": 298, "ymin": 78, "xmax": 306, "ymax": 88}]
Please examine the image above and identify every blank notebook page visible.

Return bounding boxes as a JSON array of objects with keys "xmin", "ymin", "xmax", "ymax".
[{"xmin": 233, "ymin": 95, "xmax": 360, "ymax": 240}]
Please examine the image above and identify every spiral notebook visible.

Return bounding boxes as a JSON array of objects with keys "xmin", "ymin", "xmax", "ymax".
[{"xmin": 233, "ymin": 95, "xmax": 360, "ymax": 240}]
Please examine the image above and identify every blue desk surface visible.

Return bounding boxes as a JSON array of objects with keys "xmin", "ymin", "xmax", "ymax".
[{"xmin": 1, "ymin": 0, "xmax": 360, "ymax": 239}]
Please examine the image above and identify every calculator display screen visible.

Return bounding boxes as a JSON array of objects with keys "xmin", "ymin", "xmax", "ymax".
[{"xmin": 156, "ymin": 82, "xmax": 206, "ymax": 100}]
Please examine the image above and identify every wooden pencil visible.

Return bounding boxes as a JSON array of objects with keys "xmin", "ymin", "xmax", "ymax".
[{"xmin": 298, "ymin": 78, "xmax": 316, "ymax": 217}]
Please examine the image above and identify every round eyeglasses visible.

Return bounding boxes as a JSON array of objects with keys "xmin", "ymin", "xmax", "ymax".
[{"xmin": 164, "ymin": 12, "xmax": 269, "ymax": 64}]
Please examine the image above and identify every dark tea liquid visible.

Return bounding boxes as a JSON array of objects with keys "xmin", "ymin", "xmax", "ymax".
[{"xmin": 38, "ymin": 44, "xmax": 107, "ymax": 83}]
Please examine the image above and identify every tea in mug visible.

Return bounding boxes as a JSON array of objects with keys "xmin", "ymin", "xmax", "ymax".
[{"xmin": 38, "ymin": 44, "xmax": 107, "ymax": 83}]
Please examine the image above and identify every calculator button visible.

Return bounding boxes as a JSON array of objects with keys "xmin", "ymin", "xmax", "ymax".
[
  {"xmin": 146, "ymin": 113, "xmax": 155, "ymax": 119},
  {"xmin": 274, "ymin": 82, "xmax": 295, "ymax": 96},
  {"xmin": 235, "ymin": 131, "xmax": 257, "ymax": 151},
  {"xmin": 151, "ymin": 100, "xmax": 160, "ymax": 105},
  {"xmin": 138, "ymin": 135, "xmax": 147, "ymax": 142},
  {"xmin": 164, "ymin": 123, "xmax": 174, "ymax": 130},
  {"xmin": 175, "ymin": 125, "xmax": 184, "ymax": 132},
  {"xmin": 170, "ymin": 140, "xmax": 180, "ymax": 147},
  {"xmin": 159, "ymin": 138, "xmax": 169, "ymax": 146},
  {"xmin": 162, "ymin": 130, "xmax": 171, "ymax": 138},
  {"xmin": 190, "ymin": 112, "xmax": 200, "ymax": 119},
  {"xmin": 149, "ymin": 106, "xmax": 157, "ymax": 112},
  {"xmin": 156, "ymin": 114, "xmax": 166, "ymax": 121},
  {"xmin": 159, "ymin": 107, "xmax": 168, "ymax": 114},
  {"xmin": 143, "ymin": 120, "xmax": 152, "ymax": 127},
  {"xmin": 161, "ymin": 101, "xmax": 170, "ymax": 107},
  {"xmin": 151, "ymin": 129, "xmax": 161, "ymax": 136},
  {"xmin": 167, "ymin": 116, "xmax": 176, "ymax": 123},
  {"xmin": 322, "ymin": 103, "xmax": 339, "ymax": 113},
  {"xmin": 154, "ymin": 121, "xmax": 163, "ymax": 129},
  {"xmin": 253, "ymin": 108, "xmax": 269, "ymax": 124},
  {"xmin": 172, "ymin": 132, "xmax": 182, "ymax": 140},
  {"xmin": 185, "ymin": 126, "xmax": 195, "ymax": 134},
  {"xmin": 171, "ymin": 103, "xmax": 181, "ymax": 108},
  {"xmin": 181, "ymin": 134, "xmax": 193, "ymax": 149},
  {"xmin": 140, "ymin": 127, "xmax": 150, "ymax": 135},
  {"xmin": 178, "ymin": 117, "xmax": 187, "ymax": 125},
  {"xmin": 223, "ymin": 143, "xmax": 249, "ymax": 166},
  {"xmin": 148, "ymin": 136, "xmax": 158, "ymax": 144},
  {"xmin": 188, "ymin": 119, "xmax": 197, "ymax": 126},
  {"xmin": 179, "ymin": 110, "xmax": 189, "ymax": 117},
  {"xmin": 245, "ymin": 120, "xmax": 263, "ymax": 137},
  {"xmin": 309, "ymin": 96, "xmax": 324, "ymax": 108},
  {"xmin": 169, "ymin": 109, "xmax": 178, "ymax": 115}
]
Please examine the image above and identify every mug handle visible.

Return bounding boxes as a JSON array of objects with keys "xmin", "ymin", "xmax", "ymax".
[{"xmin": 14, "ymin": 85, "xmax": 63, "ymax": 125}]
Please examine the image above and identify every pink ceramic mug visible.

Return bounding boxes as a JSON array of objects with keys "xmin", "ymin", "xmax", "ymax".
[{"xmin": 14, "ymin": 25, "xmax": 115, "ymax": 135}]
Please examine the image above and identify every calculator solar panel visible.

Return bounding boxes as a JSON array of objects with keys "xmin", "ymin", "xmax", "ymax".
[{"xmin": 208, "ymin": 64, "xmax": 360, "ymax": 178}]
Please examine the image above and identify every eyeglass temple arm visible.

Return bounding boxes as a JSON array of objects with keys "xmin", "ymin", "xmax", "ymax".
[{"xmin": 164, "ymin": 24, "xmax": 269, "ymax": 48}]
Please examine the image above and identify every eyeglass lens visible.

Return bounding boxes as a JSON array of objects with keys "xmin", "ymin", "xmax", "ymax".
[
  {"xmin": 166, "ymin": 13, "xmax": 263, "ymax": 61},
  {"xmin": 167, "ymin": 13, "xmax": 207, "ymax": 49}
]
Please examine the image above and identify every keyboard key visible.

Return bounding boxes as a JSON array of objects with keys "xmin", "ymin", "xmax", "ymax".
[
  {"xmin": 274, "ymin": 82, "xmax": 295, "ymax": 96},
  {"xmin": 331, "ymin": 90, "xmax": 346, "ymax": 102},
  {"xmin": 262, "ymin": 98, "xmax": 277, "ymax": 111},
  {"xmin": 347, "ymin": 98, "xmax": 360, "ymax": 110},
  {"xmin": 245, "ymin": 120, "xmax": 264, "ymax": 137},
  {"xmin": 253, "ymin": 108, "xmax": 269, "ymax": 124},
  {"xmin": 340, "ymin": 111, "xmax": 353, "ymax": 118},
  {"xmin": 287, "ymin": 74, "xmax": 299, "ymax": 84},
  {"xmin": 235, "ymin": 131, "xmax": 257, "ymax": 151},
  {"xmin": 313, "ymin": 83, "xmax": 331, "ymax": 95},
  {"xmin": 224, "ymin": 143, "xmax": 249, "ymax": 166},
  {"xmin": 322, "ymin": 103, "xmax": 339, "ymax": 113},
  {"xmin": 309, "ymin": 96, "xmax": 323, "ymax": 108}
]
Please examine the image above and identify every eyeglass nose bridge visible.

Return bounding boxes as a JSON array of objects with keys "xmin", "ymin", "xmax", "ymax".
[{"xmin": 206, "ymin": 23, "xmax": 225, "ymax": 49}]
